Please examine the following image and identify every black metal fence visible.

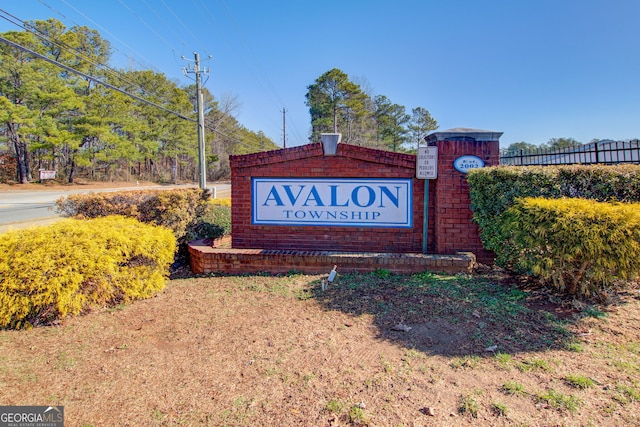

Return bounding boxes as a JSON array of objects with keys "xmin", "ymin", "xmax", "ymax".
[{"xmin": 500, "ymin": 140, "xmax": 640, "ymax": 166}]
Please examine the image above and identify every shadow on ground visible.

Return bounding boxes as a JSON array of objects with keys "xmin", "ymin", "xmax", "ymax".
[{"xmin": 310, "ymin": 270, "xmax": 583, "ymax": 357}]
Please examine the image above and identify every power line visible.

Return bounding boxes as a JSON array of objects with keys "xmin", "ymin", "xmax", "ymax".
[
  {"xmin": 0, "ymin": 14, "xmax": 266, "ymax": 152},
  {"xmin": 116, "ymin": 0, "xmax": 174, "ymax": 51},
  {"xmin": 158, "ymin": 0, "xmax": 206, "ymax": 50},
  {"xmin": 139, "ymin": 0, "xmax": 186, "ymax": 51},
  {"xmin": 183, "ymin": 52, "xmax": 208, "ymax": 189},
  {"xmin": 78, "ymin": 0, "xmax": 303, "ymax": 146},
  {"xmin": 40, "ymin": 0, "xmax": 160, "ymax": 73},
  {"xmin": 56, "ymin": 0, "xmax": 160, "ymax": 72},
  {"xmin": 0, "ymin": 9, "xmax": 157, "ymax": 98},
  {"xmin": 282, "ymin": 108, "xmax": 287, "ymax": 148},
  {"xmin": 0, "ymin": 6, "xmax": 217, "ymax": 131},
  {"xmin": 200, "ymin": 0, "xmax": 306, "ymax": 144},
  {"xmin": 0, "ymin": 34, "xmax": 194, "ymax": 121}
]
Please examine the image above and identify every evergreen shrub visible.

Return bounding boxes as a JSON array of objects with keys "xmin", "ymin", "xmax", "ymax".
[
  {"xmin": 184, "ymin": 197, "xmax": 231, "ymax": 241},
  {"xmin": 55, "ymin": 188, "xmax": 210, "ymax": 245},
  {"xmin": 468, "ymin": 165, "xmax": 640, "ymax": 267},
  {"xmin": 0, "ymin": 216, "xmax": 176, "ymax": 329},
  {"xmin": 201, "ymin": 200, "xmax": 231, "ymax": 235},
  {"xmin": 502, "ymin": 197, "xmax": 640, "ymax": 296}
]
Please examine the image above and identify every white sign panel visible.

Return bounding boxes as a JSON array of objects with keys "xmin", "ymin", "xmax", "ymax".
[
  {"xmin": 39, "ymin": 170, "xmax": 56, "ymax": 180},
  {"xmin": 252, "ymin": 178, "xmax": 412, "ymax": 228},
  {"xmin": 416, "ymin": 146, "xmax": 438, "ymax": 179},
  {"xmin": 453, "ymin": 155, "xmax": 485, "ymax": 173}
]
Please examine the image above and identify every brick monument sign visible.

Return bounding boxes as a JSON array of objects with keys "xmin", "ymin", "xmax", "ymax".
[{"xmin": 188, "ymin": 128, "xmax": 501, "ymax": 275}]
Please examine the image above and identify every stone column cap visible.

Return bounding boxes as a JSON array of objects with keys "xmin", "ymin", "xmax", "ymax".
[{"xmin": 425, "ymin": 128, "xmax": 503, "ymax": 143}]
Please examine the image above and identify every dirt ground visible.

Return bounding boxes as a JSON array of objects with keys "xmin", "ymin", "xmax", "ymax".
[{"xmin": 1, "ymin": 270, "xmax": 639, "ymax": 426}]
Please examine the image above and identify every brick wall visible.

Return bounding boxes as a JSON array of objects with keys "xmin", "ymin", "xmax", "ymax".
[
  {"xmin": 225, "ymin": 128, "xmax": 502, "ymax": 268},
  {"xmin": 431, "ymin": 138, "xmax": 500, "ymax": 264},
  {"xmin": 188, "ymin": 240, "xmax": 475, "ymax": 275},
  {"xmin": 230, "ymin": 143, "xmax": 428, "ymax": 253}
]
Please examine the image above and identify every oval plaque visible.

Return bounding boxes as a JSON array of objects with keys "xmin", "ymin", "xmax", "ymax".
[{"xmin": 453, "ymin": 155, "xmax": 485, "ymax": 173}]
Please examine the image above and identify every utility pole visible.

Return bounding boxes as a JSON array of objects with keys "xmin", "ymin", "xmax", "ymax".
[
  {"xmin": 282, "ymin": 108, "xmax": 287, "ymax": 148},
  {"xmin": 183, "ymin": 52, "xmax": 210, "ymax": 190}
]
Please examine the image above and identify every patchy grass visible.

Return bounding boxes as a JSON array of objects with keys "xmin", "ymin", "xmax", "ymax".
[
  {"xmin": 347, "ymin": 404, "xmax": 366, "ymax": 424},
  {"xmin": 450, "ymin": 355, "xmax": 481, "ymax": 370},
  {"xmin": 536, "ymin": 389, "xmax": 581, "ymax": 412},
  {"xmin": 502, "ymin": 381, "xmax": 528, "ymax": 397},
  {"xmin": 565, "ymin": 340, "xmax": 584, "ymax": 352},
  {"xmin": 0, "ymin": 271, "xmax": 639, "ymax": 426},
  {"xmin": 491, "ymin": 401, "xmax": 509, "ymax": 417},
  {"xmin": 458, "ymin": 390, "xmax": 482, "ymax": 418},
  {"xmin": 565, "ymin": 374, "xmax": 595, "ymax": 389},
  {"xmin": 517, "ymin": 358, "xmax": 553, "ymax": 372},
  {"xmin": 325, "ymin": 399, "xmax": 345, "ymax": 414},
  {"xmin": 493, "ymin": 352, "xmax": 513, "ymax": 368}
]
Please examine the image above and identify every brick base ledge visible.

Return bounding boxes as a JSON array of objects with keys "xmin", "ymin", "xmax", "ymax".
[{"xmin": 188, "ymin": 240, "xmax": 476, "ymax": 275}]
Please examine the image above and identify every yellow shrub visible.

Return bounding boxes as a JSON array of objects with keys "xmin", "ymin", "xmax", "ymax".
[
  {"xmin": 468, "ymin": 164, "xmax": 640, "ymax": 267},
  {"xmin": 502, "ymin": 197, "xmax": 640, "ymax": 296},
  {"xmin": 0, "ymin": 216, "xmax": 176, "ymax": 329},
  {"xmin": 55, "ymin": 188, "xmax": 210, "ymax": 244},
  {"xmin": 209, "ymin": 197, "xmax": 231, "ymax": 207}
]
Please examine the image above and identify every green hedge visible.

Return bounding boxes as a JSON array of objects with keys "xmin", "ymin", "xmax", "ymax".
[
  {"xmin": 502, "ymin": 197, "xmax": 640, "ymax": 296},
  {"xmin": 0, "ymin": 216, "xmax": 176, "ymax": 329},
  {"xmin": 468, "ymin": 165, "xmax": 640, "ymax": 266}
]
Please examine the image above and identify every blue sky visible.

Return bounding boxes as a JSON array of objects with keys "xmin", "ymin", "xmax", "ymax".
[{"xmin": 1, "ymin": 0, "xmax": 639, "ymax": 149}]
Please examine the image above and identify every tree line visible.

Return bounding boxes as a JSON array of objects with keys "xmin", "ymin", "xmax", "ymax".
[
  {"xmin": 305, "ymin": 68, "xmax": 437, "ymax": 152},
  {"xmin": 504, "ymin": 138, "xmax": 585, "ymax": 153},
  {"xmin": 0, "ymin": 18, "xmax": 278, "ymax": 184},
  {"xmin": 1, "ymin": 20, "xmax": 441, "ymax": 185},
  {"xmin": 504, "ymin": 137, "xmax": 640, "ymax": 153}
]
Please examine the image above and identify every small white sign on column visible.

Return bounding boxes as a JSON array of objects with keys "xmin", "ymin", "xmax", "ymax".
[{"xmin": 416, "ymin": 146, "xmax": 438, "ymax": 179}]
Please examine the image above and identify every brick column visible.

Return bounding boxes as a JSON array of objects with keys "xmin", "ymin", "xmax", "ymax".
[{"xmin": 424, "ymin": 128, "xmax": 502, "ymax": 264}]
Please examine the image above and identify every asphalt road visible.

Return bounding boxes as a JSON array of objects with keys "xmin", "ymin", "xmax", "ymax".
[{"xmin": 0, "ymin": 183, "xmax": 231, "ymax": 233}]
